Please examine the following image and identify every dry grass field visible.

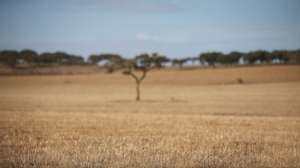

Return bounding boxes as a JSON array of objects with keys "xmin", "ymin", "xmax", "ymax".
[{"xmin": 0, "ymin": 65, "xmax": 300, "ymax": 168}]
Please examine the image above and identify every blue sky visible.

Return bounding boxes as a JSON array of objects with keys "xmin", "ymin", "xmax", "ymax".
[{"xmin": 0, "ymin": 0, "xmax": 300, "ymax": 58}]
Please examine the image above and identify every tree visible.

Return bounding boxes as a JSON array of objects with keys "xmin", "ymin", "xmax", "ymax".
[
  {"xmin": 61, "ymin": 54, "xmax": 84, "ymax": 65},
  {"xmin": 289, "ymin": 49, "xmax": 300, "ymax": 64},
  {"xmin": 254, "ymin": 50, "xmax": 270, "ymax": 63},
  {"xmin": 151, "ymin": 53, "xmax": 170, "ymax": 68},
  {"xmin": 109, "ymin": 53, "xmax": 159, "ymax": 101},
  {"xmin": 39, "ymin": 52, "xmax": 57, "ymax": 65},
  {"xmin": 19, "ymin": 49, "xmax": 39, "ymax": 64},
  {"xmin": 243, "ymin": 50, "xmax": 270, "ymax": 64},
  {"xmin": 271, "ymin": 50, "xmax": 289, "ymax": 63},
  {"xmin": 122, "ymin": 59, "xmax": 148, "ymax": 101},
  {"xmin": 0, "ymin": 50, "xmax": 19, "ymax": 67},
  {"xmin": 135, "ymin": 53, "xmax": 152, "ymax": 67},
  {"xmin": 52, "ymin": 52, "xmax": 67, "ymax": 64},
  {"xmin": 227, "ymin": 51, "xmax": 243, "ymax": 64},
  {"xmin": 101, "ymin": 54, "xmax": 124, "ymax": 73},
  {"xmin": 134, "ymin": 53, "xmax": 169, "ymax": 68},
  {"xmin": 88, "ymin": 54, "xmax": 102, "ymax": 64},
  {"xmin": 243, "ymin": 52, "xmax": 258, "ymax": 64},
  {"xmin": 216, "ymin": 54, "xmax": 228, "ymax": 64},
  {"xmin": 216, "ymin": 51, "xmax": 242, "ymax": 65},
  {"xmin": 88, "ymin": 53, "xmax": 123, "ymax": 72},
  {"xmin": 199, "ymin": 52, "xmax": 223, "ymax": 66},
  {"xmin": 172, "ymin": 58, "xmax": 188, "ymax": 68}
]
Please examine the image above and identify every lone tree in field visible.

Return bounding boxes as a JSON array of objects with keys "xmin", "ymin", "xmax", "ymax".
[
  {"xmin": 122, "ymin": 61, "xmax": 147, "ymax": 101},
  {"xmin": 111, "ymin": 53, "xmax": 158, "ymax": 101}
]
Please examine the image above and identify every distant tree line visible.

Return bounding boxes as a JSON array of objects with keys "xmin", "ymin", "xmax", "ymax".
[
  {"xmin": 0, "ymin": 49, "xmax": 300, "ymax": 68},
  {"xmin": 0, "ymin": 49, "xmax": 84, "ymax": 67}
]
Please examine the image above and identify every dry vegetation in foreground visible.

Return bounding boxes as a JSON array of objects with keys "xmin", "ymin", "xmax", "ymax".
[{"xmin": 0, "ymin": 65, "xmax": 300, "ymax": 168}]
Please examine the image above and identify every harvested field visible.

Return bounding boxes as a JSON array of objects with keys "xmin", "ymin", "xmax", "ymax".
[{"xmin": 0, "ymin": 65, "xmax": 300, "ymax": 167}]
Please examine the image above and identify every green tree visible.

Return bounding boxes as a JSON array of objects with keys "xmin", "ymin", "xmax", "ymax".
[
  {"xmin": 19, "ymin": 49, "xmax": 39, "ymax": 64},
  {"xmin": 227, "ymin": 51, "xmax": 243, "ymax": 64},
  {"xmin": 243, "ymin": 52, "xmax": 258, "ymax": 64},
  {"xmin": 172, "ymin": 58, "xmax": 188, "ymax": 68},
  {"xmin": 39, "ymin": 52, "xmax": 57, "ymax": 65},
  {"xmin": 271, "ymin": 50, "xmax": 289, "ymax": 63},
  {"xmin": 0, "ymin": 50, "xmax": 19, "ymax": 67},
  {"xmin": 217, "ymin": 51, "xmax": 242, "ymax": 65},
  {"xmin": 101, "ymin": 54, "xmax": 124, "ymax": 72},
  {"xmin": 151, "ymin": 53, "xmax": 170, "ymax": 68},
  {"xmin": 135, "ymin": 53, "xmax": 152, "ymax": 68},
  {"xmin": 62, "ymin": 54, "xmax": 84, "ymax": 65},
  {"xmin": 135, "ymin": 53, "xmax": 169, "ymax": 68},
  {"xmin": 216, "ymin": 54, "xmax": 228, "ymax": 64},
  {"xmin": 200, "ymin": 52, "xmax": 223, "ymax": 66},
  {"xmin": 88, "ymin": 54, "xmax": 102, "ymax": 64},
  {"xmin": 254, "ymin": 50, "xmax": 270, "ymax": 63}
]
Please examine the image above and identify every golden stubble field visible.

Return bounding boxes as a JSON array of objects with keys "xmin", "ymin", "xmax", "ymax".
[{"xmin": 0, "ymin": 65, "xmax": 300, "ymax": 168}]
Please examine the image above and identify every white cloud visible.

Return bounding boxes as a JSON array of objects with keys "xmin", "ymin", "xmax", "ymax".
[
  {"xmin": 136, "ymin": 33, "xmax": 160, "ymax": 41},
  {"xmin": 136, "ymin": 32, "xmax": 191, "ymax": 44}
]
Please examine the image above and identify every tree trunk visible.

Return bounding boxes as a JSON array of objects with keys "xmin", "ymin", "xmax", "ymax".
[
  {"xmin": 128, "ymin": 69, "xmax": 146, "ymax": 101},
  {"xmin": 136, "ymin": 81, "xmax": 140, "ymax": 101}
]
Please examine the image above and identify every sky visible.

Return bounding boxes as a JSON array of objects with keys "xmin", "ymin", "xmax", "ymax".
[{"xmin": 0, "ymin": 0, "xmax": 300, "ymax": 58}]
